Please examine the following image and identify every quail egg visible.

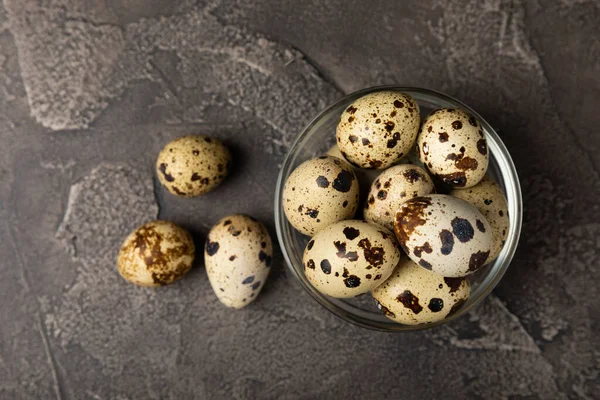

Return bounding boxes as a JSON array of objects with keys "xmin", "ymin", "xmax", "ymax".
[
  {"xmin": 364, "ymin": 164, "xmax": 435, "ymax": 231},
  {"xmin": 450, "ymin": 176, "xmax": 509, "ymax": 263},
  {"xmin": 394, "ymin": 194, "xmax": 493, "ymax": 277},
  {"xmin": 417, "ymin": 108, "xmax": 488, "ymax": 188},
  {"xmin": 117, "ymin": 220, "xmax": 195, "ymax": 287},
  {"xmin": 372, "ymin": 258, "xmax": 470, "ymax": 325},
  {"xmin": 205, "ymin": 214, "xmax": 273, "ymax": 309},
  {"xmin": 156, "ymin": 135, "xmax": 231, "ymax": 197},
  {"xmin": 283, "ymin": 156, "xmax": 359, "ymax": 236},
  {"xmin": 336, "ymin": 91, "xmax": 420, "ymax": 169},
  {"xmin": 303, "ymin": 220, "xmax": 401, "ymax": 298}
]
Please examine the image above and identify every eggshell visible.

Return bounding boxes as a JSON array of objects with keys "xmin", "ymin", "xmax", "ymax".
[
  {"xmin": 450, "ymin": 176, "xmax": 509, "ymax": 263},
  {"xmin": 283, "ymin": 156, "xmax": 359, "ymax": 236},
  {"xmin": 204, "ymin": 215, "xmax": 273, "ymax": 309},
  {"xmin": 372, "ymin": 258, "xmax": 470, "ymax": 325},
  {"xmin": 417, "ymin": 108, "xmax": 488, "ymax": 188},
  {"xmin": 364, "ymin": 164, "xmax": 435, "ymax": 231},
  {"xmin": 394, "ymin": 194, "xmax": 493, "ymax": 277},
  {"xmin": 156, "ymin": 135, "xmax": 231, "ymax": 197},
  {"xmin": 117, "ymin": 220, "xmax": 195, "ymax": 287},
  {"xmin": 303, "ymin": 220, "xmax": 401, "ymax": 298},
  {"xmin": 336, "ymin": 91, "xmax": 420, "ymax": 169}
]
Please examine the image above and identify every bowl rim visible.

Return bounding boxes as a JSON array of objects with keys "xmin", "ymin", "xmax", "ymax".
[{"xmin": 274, "ymin": 85, "xmax": 523, "ymax": 332}]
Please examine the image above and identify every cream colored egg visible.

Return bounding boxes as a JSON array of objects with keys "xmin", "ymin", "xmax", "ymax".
[
  {"xmin": 117, "ymin": 220, "xmax": 195, "ymax": 287},
  {"xmin": 364, "ymin": 164, "xmax": 435, "ymax": 231},
  {"xmin": 303, "ymin": 220, "xmax": 401, "ymax": 298},
  {"xmin": 372, "ymin": 258, "xmax": 470, "ymax": 325},
  {"xmin": 336, "ymin": 91, "xmax": 420, "ymax": 169},
  {"xmin": 283, "ymin": 156, "xmax": 359, "ymax": 236},
  {"xmin": 450, "ymin": 176, "xmax": 509, "ymax": 263},
  {"xmin": 417, "ymin": 108, "xmax": 488, "ymax": 188},
  {"xmin": 204, "ymin": 215, "xmax": 273, "ymax": 309},
  {"xmin": 156, "ymin": 135, "xmax": 231, "ymax": 197},
  {"xmin": 394, "ymin": 194, "xmax": 493, "ymax": 277}
]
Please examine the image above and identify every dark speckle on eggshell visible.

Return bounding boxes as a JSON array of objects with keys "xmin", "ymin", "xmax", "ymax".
[
  {"xmin": 320, "ymin": 259, "xmax": 332, "ymax": 274},
  {"xmin": 451, "ymin": 217, "xmax": 475, "ymax": 243},
  {"xmin": 439, "ymin": 230, "xmax": 455, "ymax": 255},
  {"xmin": 428, "ymin": 298, "xmax": 444, "ymax": 312},
  {"xmin": 344, "ymin": 275, "xmax": 361, "ymax": 288},
  {"xmin": 205, "ymin": 240, "xmax": 219, "ymax": 256},
  {"xmin": 397, "ymin": 290, "xmax": 423, "ymax": 314},
  {"xmin": 476, "ymin": 220, "xmax": 486, "ymax": 233},
  {"xmin": 469, "ymin": 250, "xmax": 490, "ymax": 272},
  {"xmin": 316, "ymin": 176, "xmax": 330, "ymax": 188},
  {"xmin": 334, "ymin": 241, "xmax": 359, "ymax": 261},
  {"xmin": 343, "ymin": 227, "xmax": 360, "ymax": 240},
  {"xmin": 444, "ymin": 277, "xmax": 464, "ymax": 293},
  {"xmin": 332, "ymin": 170, "xmax": 355, "ymax": 193}
]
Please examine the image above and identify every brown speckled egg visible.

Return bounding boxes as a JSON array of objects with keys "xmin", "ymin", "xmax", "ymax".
[
  {"xmin": 394, "ymin": 194, "xmax": 493, "ymax": 277},
  {"xmin": 204, "ymin": 215, "xmax": 273, "ymax": 309},
  {"xmin": 283, "ymin": 156, "xmax": 359, "ymax": 236},
  {"xmin": 303, "ymin": 220, "xmax": 401, "ymax": 298},
  {"xmin": 336, "ymin": 91, "xmax": 420, "ymax": 169},
  {"xmin": 417, "ymin": 108, "xmax": 488, "ymax": 188},
  {"xmin": 450, "ymin": 176, "xmax": 509, "ymax": 263},
  {"xmin": 372, "ymin": 258, "xmax": 470, "ymax": 325},
  {"xmin": 156, "ymin": 135, "xmax": 231, "ymax": 197},
  {"xmin": 117, "ymin": 220, "xmax": 195, "ymax": 287},
  {"xmin": 364, "ymin": 164, "xmax": 435, "ymax": 231}
]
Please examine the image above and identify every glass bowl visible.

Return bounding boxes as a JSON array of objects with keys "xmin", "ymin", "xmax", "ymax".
[{"xmin": 274, "ymin": 86, "xmax": 522, "ymax": 331}]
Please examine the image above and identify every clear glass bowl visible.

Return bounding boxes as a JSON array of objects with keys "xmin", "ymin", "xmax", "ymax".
[{"xmin": 274, "ymin": 86, "xmax": 522, "ymax": 331}]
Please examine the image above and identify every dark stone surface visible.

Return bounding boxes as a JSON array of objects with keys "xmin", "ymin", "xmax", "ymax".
[{"xmin": 0, "ymin": 0, "xmax": 598, "ymax": 398}]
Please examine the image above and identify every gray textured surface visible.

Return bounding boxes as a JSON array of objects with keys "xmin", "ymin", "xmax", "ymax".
[{"xmin": 0, "ymin": 0, "xmax": 598, "ymax": 398}]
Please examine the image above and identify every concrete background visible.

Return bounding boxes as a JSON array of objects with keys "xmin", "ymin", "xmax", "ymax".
[{"xmin": 0, "ymin": 0, "xmax": 598, "ymax": 398}]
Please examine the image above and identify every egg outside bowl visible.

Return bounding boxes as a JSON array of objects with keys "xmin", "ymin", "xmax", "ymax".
[{"xmin": 274, "ymin": 86, "xmax": 522, "ymax": 332}]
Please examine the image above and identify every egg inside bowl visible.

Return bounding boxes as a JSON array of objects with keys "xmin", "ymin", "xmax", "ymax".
[{"xmin": 274, "ymin": 86, "xmax": 522, "ymax": 331}]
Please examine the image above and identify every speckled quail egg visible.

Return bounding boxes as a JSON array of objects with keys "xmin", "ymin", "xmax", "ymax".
[
  {"xmin": 417, "ymin": 108, "xmax": 488, "ymax": 188},
  {"xmin": 117, "ymin": 220, "xmax": 195, "ymax": 287},
  {"xmin": 204, "ymin": 214, "xmax": 273, "ymax": 309},
  {"xmin": 303, "ymin": 220, "xmax": 401, "ymax": 298},
  {"xmin": 372, "ymin": 258, "xmax": 470, "ymax": 325},
  {"xmin": 394, "ymin": 194, "xmax": 493, "ymax": 277},
  {"xmin": 283, "ymin": 156, "xmax": 359, "ymax": 236},
  {"xmin": 450, "ymin": 176, "xmax": 509, "ymax": 263},
  {"xmin": 336, "ymin": 91, "xmax": 420, "ymax": 170},
  {"xmin": 364, "ymin": 164, "xmax": 435, "ymax": 231},
  {"xmin": 156, "ymin": 135, "xmax": 231, "ymax": 197}
]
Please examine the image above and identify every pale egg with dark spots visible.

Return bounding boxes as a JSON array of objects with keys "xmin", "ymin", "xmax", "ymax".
[
  {"xmin": 394, "ymin": 194, "xmax": 493, "ymax": 277},
  {"xmin": 364, "ymin": 164, "xmax": 435, "ymax": 231},
  {"xmin": 336, "ymin": 91, "xmax": 420, "ymax": 170},
  {"xmin": 417, "ymin": 108, "xmax": 488, "ymax": 188},
  {"xmin": 204, "ymin": 214, "xmax": 273, "ymax": 309},
  {"xmin": 117, "ymin": 220, "xmax": 195, "ymax": 287},
  {"xmin": 156, "ymin": 135, "xmax": 231, "ymax": 197},
  {"xmin": 283, "ymin": 156, "xmax": 359, "ymax": 236},
  {"xmin": 372, "ymin": 258, "xmax": 470, "ymax": 325},
  {"xmin": 303, "ymin": 220, "xmax": 401, "ymax": 298}
]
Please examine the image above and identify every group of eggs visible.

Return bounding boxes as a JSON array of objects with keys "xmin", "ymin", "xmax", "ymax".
[
  {"xmin": 282, "ymin": 91, "xmax": 509, "ymax": 325},
  {"xmin": 117, "ymin": 135, "xmax": 273, "ymax": 309}
]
